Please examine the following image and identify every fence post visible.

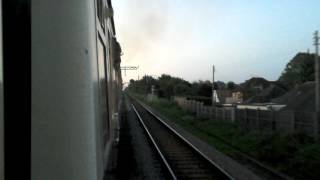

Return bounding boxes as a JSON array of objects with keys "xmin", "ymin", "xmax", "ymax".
[
  {"xmin": 196, "ymin": 102, "xmax": 201, "ymax": 117},
  {"xmin": 198, "ymin": 102, "xmax": 201, "ymax": 117},
  {"xmin": 182, "ymin": 99, "xmax": 185, "ymax": 110},
  {"xmin": 244, "ymin": 108, "xmax": 248, "ymax": 129},
  {"xmin": 289, "ymin": 111, "xmax": 295, "ymax": 133},
  {"xmin": 231, "ymin": 107, "xmax": 236, "ymax": 123},
  {"xmin": 201, "ymin": 103, "xmax": 204, "ymax": 118},
  {"xmin": 195, "ymin": 102, "xmax": 198, "ymax": 117},
  {"xmin": 212, "ymin": 107, "xmax": 215, "ymax": 120},
  {"xmin": 186, "ymin": 100, "xmax": 189, "ymax": 111},
  {"xmin": 205, "ymin": 106, "xmax": 208, "ymax": 118},
  {"xmin": 271, "ymin": 110, "xmax": 276, "ymax": 132},
  {"xmin": 314, "ymin": 112, "xmax": 319, "ymax": 141},
  {"xmin": 222, "ymin": 108, "xmax": 225, "ymax": 121},
  {"xmin": 191, "ymin": 100, "xmax": 194, "ymax": 112},
  {"xmin": 256, "ymin": 109, "xmax": 260, "ymax": 129}
]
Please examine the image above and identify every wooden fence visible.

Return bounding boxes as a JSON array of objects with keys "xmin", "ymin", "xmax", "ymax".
[{"xmin": 174, "ymin": 96, "xmax": 319, "ymax": 140}]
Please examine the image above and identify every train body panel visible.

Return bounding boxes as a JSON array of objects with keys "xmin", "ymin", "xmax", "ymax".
[
  {"xmin": 32, "ymin": 0, "xmax": 122, "ymax": 179},
  {"xmin": 0, "ymin": 0, "xmax": 3, "ymax": 178}
]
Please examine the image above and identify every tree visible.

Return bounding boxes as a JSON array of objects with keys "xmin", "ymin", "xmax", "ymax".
[
  {"xmin": 226, "ymin": 81, "xmax": 236, "ymax": 90},
  {"xmin": 278, "ymin": 53, "xmax": 315, "ymax": 88},
  {"xmin": 197, "ymin": 81, "xmax": 212, "ymax": 97},
  {"xmin": 215, "ymin": 81, "xmax": 226, "ymax": 90}
]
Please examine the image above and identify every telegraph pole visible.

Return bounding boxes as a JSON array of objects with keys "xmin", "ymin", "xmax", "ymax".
[
  {"xmin": 314, "ymin": 30, "xmax": 320, "ymax": 140},
  {"xmin": 315, "ymin": 31, "xmax": 319, "ymax": 112},
  {"xmin": 212, "ymin": 65, "xmax": 216, "ymax": 105}
]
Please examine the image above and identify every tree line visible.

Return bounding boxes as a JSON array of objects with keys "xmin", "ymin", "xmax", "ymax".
[
  {"xmin": 126, "ymin": 52, "xmax": 315, "ymax": 100},
  {"xmin": 126, "ymin": 74, "xmax": 236, "ymax": 99}
]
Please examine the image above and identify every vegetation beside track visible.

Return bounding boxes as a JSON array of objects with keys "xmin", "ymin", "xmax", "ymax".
[{"xmin": 128, "ymin": 92, "xmax": 320, "ymax": 180}]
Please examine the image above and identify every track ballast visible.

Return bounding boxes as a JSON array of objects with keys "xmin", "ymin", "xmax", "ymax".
[{"xmin": 130, "ymin": 96, "xmax": 233, "ymax": 180}]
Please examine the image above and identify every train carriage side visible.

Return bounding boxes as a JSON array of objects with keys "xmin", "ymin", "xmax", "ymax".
[{"xmin": 32, "ymin": 0, "xmax": 121, "ymax": 180}]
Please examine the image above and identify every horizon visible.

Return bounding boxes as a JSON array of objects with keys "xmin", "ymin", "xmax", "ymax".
[{"xmin": 131, "ymin": 51, "xmax": 317, "ymax": 85}]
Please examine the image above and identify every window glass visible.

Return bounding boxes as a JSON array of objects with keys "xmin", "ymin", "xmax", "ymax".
[
  {"xmin": 97, "ymin": 0, "xmax": 105, "ymax": 30},
  {"xmin": 97, "ymin": 37, "xmax": 109, "ymax": 148}
]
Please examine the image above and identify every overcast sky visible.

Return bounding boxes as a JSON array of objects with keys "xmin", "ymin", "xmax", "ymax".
[{"xmin": 113, "ymin": 0, "xmax": 320, "ymax": 84}]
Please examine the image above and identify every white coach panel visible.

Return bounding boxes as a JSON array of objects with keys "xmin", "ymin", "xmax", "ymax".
[
  {"xmin": 0, "ymin": 0, "xmax": 3, "ymax": 178},
  {"xmin": 32, "ymin": 0, "xmax": 103, "ymax": 180}
]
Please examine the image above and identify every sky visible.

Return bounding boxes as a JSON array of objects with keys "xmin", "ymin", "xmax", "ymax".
[{"xmin": 112, "ymin": 0, "xmax": 320, "ymax": 84}]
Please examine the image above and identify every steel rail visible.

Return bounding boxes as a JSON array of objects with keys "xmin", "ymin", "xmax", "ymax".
[
  {"xmin": 134, "ymin": 99, "xmax": 234, "ymax": 180},
  {"xmin": 132, "ymin": 104, "xmax": 178, "ymax": 180}
]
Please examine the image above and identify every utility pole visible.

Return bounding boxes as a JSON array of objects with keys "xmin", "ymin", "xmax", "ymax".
[
  {"xmin": 212, "ymin": 65, "xmax": 216, "ymax": 105},
  {"xmin": 315, "ymin": 31, "xmax": 319, "ymax": 113},
  {"xmin": 314, "ymin": 30, "xmax": 320, "ymax": 140}
]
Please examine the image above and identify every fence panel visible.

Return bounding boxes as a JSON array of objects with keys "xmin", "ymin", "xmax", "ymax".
[
  {"xmin": 259, "ymin": 110, "xmax": 274, "ymax": 132},
  {"xmin": 295, "ymin": 111, "xmax": 316, "ymax": 137},
  {"xmin": 224, "ymin": 109, "xmax": 232, "ymax": 122},
  {"xmin": 247, "ymin": 109, "xmax": 259, "ymax": 129},
  {"xmin": 173, "ymin": 96, "xmax": 318, "ymax": 139},
  {"xmin": 275, "ymin": 111, "xmax": 294, "ymax": 134},
  {"xmin": 235, "ymin": 109, "xmax": 246, "ymax": 128}
]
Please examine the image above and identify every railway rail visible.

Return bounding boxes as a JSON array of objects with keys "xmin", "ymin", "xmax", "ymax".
[{"xmin": 129, "ymin": 96, "xmax": 234, "ymax": 180}]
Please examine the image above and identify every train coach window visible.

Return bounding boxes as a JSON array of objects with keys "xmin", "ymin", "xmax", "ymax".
[
  {"xmin": 97, "ymin": 36, "xmax": 110, "ymax": 148},
  {"xmin": 105, "ymin": 32, "xmax": 112, "ymax": 83},
  {"xmin": 97, "ymin": 0, "xmax": 105, "ymax": 30}
]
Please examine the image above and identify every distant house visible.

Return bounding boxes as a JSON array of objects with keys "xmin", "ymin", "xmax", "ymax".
[
  {"xmin": 231, "ymin": 91, "xmax": 244, "ymax": 103},
  {"xmin": 213, "ymin": 90, "xmax": 232, "ymax": 104},
  {"xmin": 213, "ymin": 90, "xmax": 244, "ymax": 104},
  {"xmin": 224, "ymin": 91, "xmax": 244, "ymax": 104}
]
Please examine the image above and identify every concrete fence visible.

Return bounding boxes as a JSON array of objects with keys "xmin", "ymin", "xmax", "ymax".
[{"xmin": 174, "ymin": 96, "xmax": 319, "ymax": 140}]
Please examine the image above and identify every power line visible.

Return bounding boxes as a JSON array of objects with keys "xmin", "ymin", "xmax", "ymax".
[{"xmin": 120, "ymin": 65, "xmax": 139, "ymax": 76}]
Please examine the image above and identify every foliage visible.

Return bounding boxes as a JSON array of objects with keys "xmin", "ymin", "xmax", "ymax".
[
  {"xmin": 215, "ymin": 81, "xmax": 226, "ymax": 90},
  {"xmin": 127, "ymin": 74, "xmax": 216, "ymax": 99},
  {"xmin": 186, "ymin": 96, "xmax": 212, "ymax": 105},
  {"xmin": 226, "ymin": 81, "xmax": 236, "ymax": 90},
  {"xmin": 197, "ymin": 80, "xmax": 212, "ymax": 96},
  {"xmin": 278, "ymin": 53, "xmax": 315, "ymax": 88}
]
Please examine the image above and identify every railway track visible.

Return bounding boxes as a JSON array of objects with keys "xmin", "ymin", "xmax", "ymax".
[{"xmin": 129, "ymin": 96, "xmax": 234, "ymax": 180}]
